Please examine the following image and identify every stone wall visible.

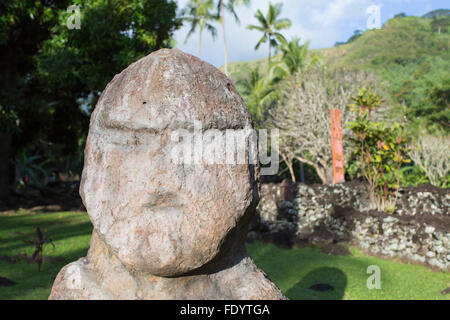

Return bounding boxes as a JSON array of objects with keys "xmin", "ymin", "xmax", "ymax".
[{"xmin": 252, "ymin": 181, "xmax": 450, "ymax": 271}]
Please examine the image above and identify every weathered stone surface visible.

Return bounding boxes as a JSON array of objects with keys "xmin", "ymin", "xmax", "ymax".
[{"xmin": 49, "ymin": 48, "xmax": 285, "ymax": 300}]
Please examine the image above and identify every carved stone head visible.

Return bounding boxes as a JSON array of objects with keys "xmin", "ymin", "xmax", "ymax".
[{"xmin": 80, "ymin": 49, "xmax": 259, "ymax": 277}]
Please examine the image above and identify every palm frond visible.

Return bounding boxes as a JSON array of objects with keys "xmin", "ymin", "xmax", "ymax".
[
  {"xmin": 184, "ymin": 19, "xmax": 199, "ymax": 43},
  {"xmin": 255, "ymin": 34, "xmax": 268, "ymax": 50},
  {"xmin": 274, "ymin": 18, "xmax": 292, "ymax": 30}
]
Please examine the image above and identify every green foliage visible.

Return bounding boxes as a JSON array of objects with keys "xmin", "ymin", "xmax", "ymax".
[
  {"xmin": 390, "ymin": 59, "xmax": 449, "ymax": 134},
  {"xmin": 38, "ymin": 0, "xmax": 180, "ymax": 98},
  {"xmin": 399, "ymin": 165, "xmax": 430, "ymax": 187},
  {"xmin": 348, "ymin": 116, "xmax": 411, "ymax": 213},
  {"xmin": 347, "ymin": 29, "xmax": 363, "ymax": 43},
  {"xmin": 269, "ymin": 38, "xmax": 321, "ymax": 79},
  {"xmin": 422, "ymin": 76, "xmax": 450, "ymax": 132},
  {"xmin": 348, "ymin": 89, "xmax": 411, "ymax": 213},
  {"xmin": 0, "ymin": 0, "xmax": 181, "ymax": 183},
  {"xmin": 422, "ymin": 9, "xmax": 450, "ymax": 19},
  {"xmin": 348, "ymin": 87, "xmax": 384, "ymax": 117},
  {"xmin": 0, "ymin": 1, "xmax": 71, "ymax": 151},
  {"xmin": 237, "ymin": 67, "xmax": 277, "ymax": 128},
  {"xmin": 323, "ymin": 16, "xmax": 450, "ymax": 134},
  {"xmin": 431, "ymin": 16, "xmax": 450, "ymax": 34},
  {"xmin": 334, "ymin": 29, "xmax": 363, "ymax": 47}
]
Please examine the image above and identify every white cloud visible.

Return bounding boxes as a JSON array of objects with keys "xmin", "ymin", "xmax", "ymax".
[{"xmin": 310, "ymin": 0, "xmax": 370, "ymax": 26}]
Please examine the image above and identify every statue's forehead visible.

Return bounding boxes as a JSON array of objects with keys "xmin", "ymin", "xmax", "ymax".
[
  {"xmin": 89, "ymin": 49, "xmax": 252, "ymax": 134},
  {"xmin": 93, "ymin": 97, "xmax": 250, "ymax": 135}
]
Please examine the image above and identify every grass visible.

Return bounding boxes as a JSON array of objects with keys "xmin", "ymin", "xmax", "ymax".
[
  {"xmin": 247, "ymin": 242, "xmax": 450, "ymax": 300},
  {"xmin": 0, "ymin": 211, "xmax": 92, "ymax": 300},
  {"xmin": 0, "ymin": 210, "xmax": 449, "ymax": 300}
]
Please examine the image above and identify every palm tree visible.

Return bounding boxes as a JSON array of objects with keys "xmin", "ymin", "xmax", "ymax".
[
  {"xmin": 247, "ymin": 2, "xmax": 292, "ymax": 64},
  {"xmin": 237, "ymin": 67, "xmax": 277, "ymax": 128},
  {"xmin": 268, "ymin": 38, "xmax": 321, "ymax": 183},
  {"xmin": 182, "ymin": 0, "xmax": 218, "ymax": 58},
  {"xmin": 217, "ymin": 0, "xmax": 250, "ymax": 75},
  {"xmin": 269, "ymin": 37, "xmax": 322, "ymax": 79}
]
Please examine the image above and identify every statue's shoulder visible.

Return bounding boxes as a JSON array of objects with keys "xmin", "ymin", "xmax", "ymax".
[{"xmin": 48, "ymin": 258, "xmax": 112, "ymax": 300}]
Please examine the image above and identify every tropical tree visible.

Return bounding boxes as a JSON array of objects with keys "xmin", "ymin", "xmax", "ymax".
[
  {"xmin": 0, "ymin": 0, "xmax": 71, "ymax": 202},
  {"xmin": 36, "ymin": 0, "xmax": 180, "ymax": 154},
  {"xmin": 247, "ymin": 2, "xmax": 292, "ymax": 64},
  {"xmin": 0, "ymin": 0, "xmax": 180, "ymax": 201},
  {"xmin": 217, "ymin": 0, "xmax": 250, "ymax": 75},
  {"xmin": 269, "ymin": 67, "xmax": 379, "ymax": 184},
  {"xmin": 182, "ymin": 0, "xmax": 218, "ymax": 58},
  {"xmin": 269, "ymin": 37, "xmax": 321, "ymax": 79},
  {"xmin": 431, "ymin": 16, "xmax": 450, "ymax": 34},
  {"xmin": 237, "ymin": 67, "xmax": 277, "ymax": 128}
]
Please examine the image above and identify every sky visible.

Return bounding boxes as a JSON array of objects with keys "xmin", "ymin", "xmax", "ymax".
[{"xmin": 173, "ymin": 0, "xmax": 448, "ymax": 67}]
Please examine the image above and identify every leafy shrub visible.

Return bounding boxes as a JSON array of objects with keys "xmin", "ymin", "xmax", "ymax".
[
  {"xmin": 348, "ymin": 89, "xmax": 411, "ymax": 213},
  {"xmin": 399, "ymin": 165, "xmax": 430, "ymax": 187}
]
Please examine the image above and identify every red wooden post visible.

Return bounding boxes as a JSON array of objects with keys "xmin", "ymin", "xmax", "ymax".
[{"xmin": 330, "ymin": 109, "xmax": 345, "ymax": 184}]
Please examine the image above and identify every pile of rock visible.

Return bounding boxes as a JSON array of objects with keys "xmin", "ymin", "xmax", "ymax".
[{"xmin": 253, "ymin": 181, "xmax": 450, "ymax": 271}]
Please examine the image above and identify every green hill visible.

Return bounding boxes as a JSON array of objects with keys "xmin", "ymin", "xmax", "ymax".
[
  {"xmin": 226, "ymin": 15, "xmax": 450, "ymax": 133},
  {"xmin": 323, "ymin": 16, "xmax": 448, "ymax": 72}
]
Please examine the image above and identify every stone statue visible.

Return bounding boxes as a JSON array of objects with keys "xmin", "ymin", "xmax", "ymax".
[{"xmin": 49, "ymin": 49, "xmax": 285, "ymax": 300}]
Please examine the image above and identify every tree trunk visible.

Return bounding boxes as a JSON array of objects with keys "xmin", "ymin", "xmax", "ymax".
[
  {"xmin": 315, "ymin": 165, "xmax": 334, "ymax": 185},
  {"xmin": 198, "ymin": 19, "xmax": 204, "ymax": 58},
  {"xmin": 299, "ymin": 160, "xmax": 305, "ymax": 183},
  {"xmin": 268, "ymin": 39, "xmax": 272, "ymax": 64},
  {"xmin": 199, "ymin": 30, "xmax": 202, "ymax": 58},
  {"xmin": 0, "ymin": 133, "xmax": 11, "ymax": 203},
  {"xmin": 220, "ymin": 2, "xmax": 229, "ymax": 75},
  {"xmin": 287, "ymin": 161, "xmax": 296, "ymax": 183},
  {"xmin": 325, "ymin": 167, "xmax": 334, "ymax": 185},
  {"xmin": 315, "ymin": 167, "xmax": 327, "ymax": 185}
]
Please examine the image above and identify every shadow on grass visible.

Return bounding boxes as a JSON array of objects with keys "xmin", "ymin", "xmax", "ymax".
[
  {"xmin": 285, "ymin": 267, "xmax": 347, "ymax": 300},
  {"xmin": 0, "ymin": 213, "xmax": 92, "ymax": 255}
]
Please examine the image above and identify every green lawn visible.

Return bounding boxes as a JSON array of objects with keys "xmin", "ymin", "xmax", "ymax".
[
  {"xmin": 0, "ymin": 211, "xmax": 449, "ymax": 300},
  {"xmin": 0, "ymin": 211, "xmax": 92, "ymax": 300},
  {"xmin": 247, "ymin": 242, "xmax": 450, "ymax": 300}
]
